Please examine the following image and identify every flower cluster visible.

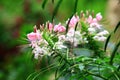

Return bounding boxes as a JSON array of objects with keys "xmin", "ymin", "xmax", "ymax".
[
  {"xmin": 27, "ymin": 26, "xmax": 49, "ymax": 59},
  {"xmin": 27, "ymin": 12, "xmax": 109, "ymax": 59}
]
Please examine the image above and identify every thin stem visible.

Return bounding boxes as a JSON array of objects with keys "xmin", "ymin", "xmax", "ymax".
[
  {"xmin": 74, "ymin": 0, "xmax": 78, "ymax": 13},
  {"xmin": 52, "ymin": 0, "xmax": 63, "ymax": 21},
  {"xmin": 84, "ymin": 70, "xmax": 108, "ymax": 80},
  {"xmin": 114, "ymin": 73, "xmax": 120, "ymax": 80},
  {"xmin": 109, "ymin": 41, "xmax": 120, "ymax": 65},
  {"xmin": 54, "ymin": 50, "xmax": 73, "ymax": 66},
  {"xmin": 26, "ymin": 63, "xmax": 57, "ymax": 80},
  {"xmin": 98, "ymin": 64, "xmax": 101, "ymax": 75}
]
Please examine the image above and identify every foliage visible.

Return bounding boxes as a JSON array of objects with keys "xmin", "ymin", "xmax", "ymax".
[
  {"xmin": 24, "ymin": 0, "xmax": 120, "ymax": 80},
  {"xmin": 25, "ymin": 11, "xmax": 120, "ymax": 80},
  {"xmin": 1, "ymin": 0, "xmax": 119, "ymax": 80}
]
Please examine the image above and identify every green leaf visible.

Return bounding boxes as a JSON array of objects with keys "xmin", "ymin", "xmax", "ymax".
[
  {"xmin": 51, "ymin": 35, "xmax": 58, "ymax": 43},
  {"xmin": 42, "ymin": 31, "xmax": 54, "ymax": 47},
  {"xmin": 75, "ymin": 22, "xmax": 78, "ymax": 31},
  {"xmin": 104, "ymin": 33, "xmax": 112, "ymax": 52},
  {"xmin": 109, "ymin": 41, "xmax": 120, "ymax": 65},
  {"xmin": 74, "ymin": 0, "xmax": 78, "ymax": 13},
  {"xmin": 73, "ymin": 48, "xmax": 94, "ymax": 57},
  {"xmin": 52, "ymin": 0, "xmax": 54, "ymax": 3},
  {"xmin": 104, "ymin": 21, "xmax": 120, "ymax": 52},
  {"xmin": 79, "ymin": 63, "xmax": 84, "ymax": 71},
  {"xmin": 81, "ymin": 21, "xmax": 88, "ymax": 33},
  {"xmin": 114, "ymin": 21, "xmax": 120, "ymax": 33},
  {"xmin": 86, "ymin": 75, "xmax": 93, "ymax": 80},
  {"xmin": 65, "ymin": 14, "xmax": 74, "ymax": 34},
  {"xmin": 42, "ymin": 0, "xmax": 48, "ymax": 9},
  {"xmin": 52, "ymin": 0, "xmax": 63, "ymax": 21},
  {"xmin": 55, "ymin": 67, "xmax": 59, "ymax": 80},
  {"xmin": 117, "ymin": 65, "xmax": 120, "ymax": 71}
]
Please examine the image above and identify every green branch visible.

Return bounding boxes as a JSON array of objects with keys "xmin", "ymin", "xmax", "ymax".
[{"xmin": 84, "ymin": 70, "xmax": 108, "ymax": 80}]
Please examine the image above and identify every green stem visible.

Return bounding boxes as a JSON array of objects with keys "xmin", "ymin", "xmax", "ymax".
[
  {"xmin": 52, "ymin": 0, "xmax": 63, "ymax": 21},
  {"xmin": 114, "ymin": 73, "xmax": 120, "ymax": 80},
  {"xmin": 54, "ymin": 50, "xmax": 73, "ymax": 66},
  {"xmin": 74, "ymin": 0, "xmax": 78, "ymax": 13},
  {"xmin": 84, "ymin": 70, "xmax": 108, "ymax": 80},
  {"xmin": 109, "ymin": 41, "xmax": 120, "ymax": 65}
]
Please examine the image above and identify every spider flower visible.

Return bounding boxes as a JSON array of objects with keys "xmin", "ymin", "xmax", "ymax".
[
  {"xmin": 54, "ymin": 23, "xmax": 66, "ymax": 32},
  {"xmin": 27, "ymin": 32, "xmax": 41, "ymax": 41},
  {"xmin": 67, "ymin": 15, "xmax": 79, "ymax": 27}
]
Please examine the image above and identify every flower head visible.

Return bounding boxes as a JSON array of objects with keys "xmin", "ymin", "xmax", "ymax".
[
  {"xmin": 96, "ymin": 13, "xmax": 102, "ymax": 21},
  {"xmin": 87, "ymin": 15, "xmax": 93, "ymax": 24},
  {"xmin": 67, "ymin": 15, "xmax": 79, "ymax": 27},
  {"xmin": 54, "ymin": 23, "xmax": 66, "ymax": 32},
  {"xmin": 48, "ymin": 22, "xmax": 53, "ymax": 32},
  {"xmin": 27, "ymin": 32, "xmax": 41, "ymax": 41}
]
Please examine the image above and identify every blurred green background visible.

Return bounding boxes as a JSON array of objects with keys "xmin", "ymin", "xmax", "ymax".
[{"xmin": 0, "ymin": 0, "xmax": 119, "ymax": 80}]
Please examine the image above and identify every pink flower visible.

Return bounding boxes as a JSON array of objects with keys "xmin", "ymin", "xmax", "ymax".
[
  {"xmin": 48, "ymin": 22, "xmax": 53, "ymax": 31},
  {"xmin": 54, "ymin": 23, "xmax": 66, "ymax": 32},
  {"xmin": 87, "ymin": 14, "xmax": 102, "ymax": 29},
  {"xmin": 67, "ymin": 28, "xmax": 75, "ymax": 37},
  {"xmin": 30, "ymin": 41, "xmax": 38, "ymax": 48},
  {"xmin": 87, "ymin": 13, "xmax": 102, "ymax": 24},
  {"xmin": 92, "ymin": 18, "xmax": 97, "ymax": 23},
  {"xmin": 87, "ymin": 15, "xmax": 93, "ymax": 24},
  {"xmin": 96, "ymin": 13, "xmax": 102, "ymax": 21},
  {"xmin": 67, "ymin": 15, "xmax": 79, "ymax": 27},
  {"xmin": 27, "ymin": 32, "xmax": 41, "ymax": 41}
]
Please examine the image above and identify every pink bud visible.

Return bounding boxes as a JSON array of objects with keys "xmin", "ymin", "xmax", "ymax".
[
  {"xmin": 48, "ymin": 22, "xmax": 53, "ymax": 31},
  {"xmin": 27, "ymin": 32, "xmax": 41, "ymax": 41},
  {"xmin": 96, "ymin": 13, "xmax": 102, "ymax": 21},
  {"xmin": 54, "ymin": 23, "xmax": 66, "ymax": 32},
  {"xmin": 67, "ymin": 15, "xmax": 79, "ymax": 27},
  {"xmin": 34, "ymin": 26, "xmax": 37, "ymax": 33},
  {"xmin": 92, "ymin": 18, "xmax": 97, "ymax": 23},
  {"xmin": 87, "ymin": 15, "xmax": 93, "ymax": 24}
]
